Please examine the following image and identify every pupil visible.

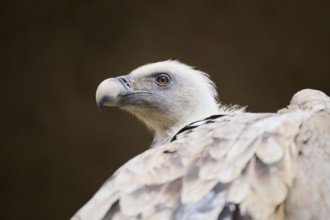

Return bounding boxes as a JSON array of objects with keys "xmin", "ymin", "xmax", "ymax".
[{"xmin": 156, "ymin": 74, "xmax": 170, "ymax": 86}]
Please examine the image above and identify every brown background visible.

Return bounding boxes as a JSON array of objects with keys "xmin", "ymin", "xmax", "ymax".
[{"xmin": 1, "ymin": 1, "xmax": 330, "ymax": 219}]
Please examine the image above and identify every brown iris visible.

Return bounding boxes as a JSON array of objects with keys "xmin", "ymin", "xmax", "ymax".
[{"xmin": 156, "ymin": 74, "xmax": 171, "ymax": 86}]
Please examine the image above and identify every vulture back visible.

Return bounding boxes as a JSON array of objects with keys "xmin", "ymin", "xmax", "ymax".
[{"xmin": 72, "ymin": 89, "xmax": 330, "ymax": 220}]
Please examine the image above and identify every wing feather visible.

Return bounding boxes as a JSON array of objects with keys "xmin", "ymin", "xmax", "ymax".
[{"xmin": 72, "ymin": 89, "xmax": 330, "ymax": 220}]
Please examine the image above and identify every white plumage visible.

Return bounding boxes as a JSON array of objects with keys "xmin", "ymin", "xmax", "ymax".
[{"xmin": 72, "ymin": 61, "xmax": 330, "ymax": 220}]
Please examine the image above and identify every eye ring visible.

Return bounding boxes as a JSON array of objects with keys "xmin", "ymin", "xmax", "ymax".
[{"xmin": 155, "ymin": 74, "xmax": 171, "ymax": 87}]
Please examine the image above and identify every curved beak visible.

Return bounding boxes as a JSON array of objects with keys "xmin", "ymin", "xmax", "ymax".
[{"xmin": 96, "ymin": 75, "xmax": 132, "ymax": 109}]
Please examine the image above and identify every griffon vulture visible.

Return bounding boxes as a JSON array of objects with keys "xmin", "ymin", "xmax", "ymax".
[{"xmin": 72, "ymin": 60, "xmax": 330, "ymax": 220}]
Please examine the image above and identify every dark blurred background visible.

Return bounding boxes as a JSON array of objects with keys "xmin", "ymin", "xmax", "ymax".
[{"xmin": 1, "ymin": 1, "xmax": 329, "ymax": 219}]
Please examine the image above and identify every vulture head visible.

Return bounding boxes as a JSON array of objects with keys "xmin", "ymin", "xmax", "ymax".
[{"xmin": 96, "ymin": 60, "xmax": 222, "ymax": 147}]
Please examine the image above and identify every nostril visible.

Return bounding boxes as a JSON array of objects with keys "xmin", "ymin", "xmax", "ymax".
[
  {"xmin": 122, "ymin": 78, "xmax": 130, "ymax": 88},
  {"xmin": 118, "ymin": 76, "xmax": 132, "ymax": 88}
]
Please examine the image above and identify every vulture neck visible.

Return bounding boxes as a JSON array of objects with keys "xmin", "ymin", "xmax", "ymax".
[{"xmin": 130, "ymin": 103, "xmax": 220, "ymax": 148}]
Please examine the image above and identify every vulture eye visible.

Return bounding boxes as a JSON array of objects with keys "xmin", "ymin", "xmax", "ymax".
[{"xmin": 155, "ymin": 74, "xmax": 171, "ymax": 86}]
